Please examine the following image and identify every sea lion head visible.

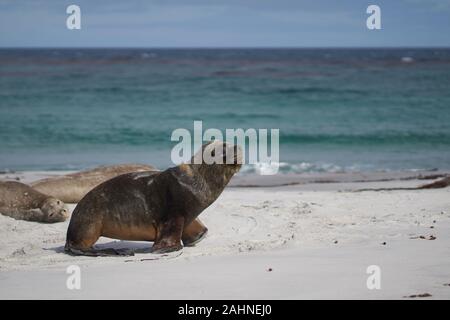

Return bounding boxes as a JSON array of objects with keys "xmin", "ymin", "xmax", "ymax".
[
  {"xmin": 190, "ymin": 140, "xmax": 242, "ymax": 189},
  {"xmin": 41, "ymin": 198, "xmax": 69, "ymax": 223}
]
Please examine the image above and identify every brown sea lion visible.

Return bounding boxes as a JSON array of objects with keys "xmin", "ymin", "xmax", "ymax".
[
  {"xmin": 31, "ymin": 163, "xmax": 208, "ymax": 246},
  {"xmin": 65, "ymin": 141, "xmax": 242, "ymax": 256},
  {"xmin": 31, "ymin": 164, "xmax": 158, "ymax": 203},
  {"xmin": 0, "ymin": 181, "xmax": 69, "ymax": 223}
]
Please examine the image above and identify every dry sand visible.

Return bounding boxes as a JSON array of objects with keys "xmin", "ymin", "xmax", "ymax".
[{"xmin": 0, "ymin": 171, "xmax": 449, "ymax": 299}]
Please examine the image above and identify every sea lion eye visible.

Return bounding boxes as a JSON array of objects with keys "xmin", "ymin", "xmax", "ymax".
[{"xmin": 56, "ymin": 200, "xmax": 61, "ymax": 205}]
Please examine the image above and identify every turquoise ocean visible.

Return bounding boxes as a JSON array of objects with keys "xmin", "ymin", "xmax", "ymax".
[{"xmin": 0, "ymin": 48, "xmax": 449, "ymax": 173}]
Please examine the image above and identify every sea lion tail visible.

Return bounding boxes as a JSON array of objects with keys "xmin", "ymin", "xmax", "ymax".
[{"xmin": 64, "ymin": 243, "xmax": 135, "ymax": 257}]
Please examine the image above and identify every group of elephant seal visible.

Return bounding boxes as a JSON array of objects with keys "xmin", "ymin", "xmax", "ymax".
[
  {"xmin": 0, "ymin": 181, "xmax": 69, "ymax": 223},
  {"xmin": 65, "ymin": 141, "xmax": 242, "ymax": 256}
]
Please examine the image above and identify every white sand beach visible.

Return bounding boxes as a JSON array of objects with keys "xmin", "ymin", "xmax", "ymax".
[{"xmin": 0, "ymin": 171, "xmax": 450, "ymax": 299}]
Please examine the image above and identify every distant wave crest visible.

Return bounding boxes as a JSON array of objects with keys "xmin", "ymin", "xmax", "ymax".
[
  {"xmin": 281, "ymin": 132, "xmax": 450, "ymax": 145},
  {"xmin": 239, "ymin": 162, "xmax": 348, "ymax": 175}
]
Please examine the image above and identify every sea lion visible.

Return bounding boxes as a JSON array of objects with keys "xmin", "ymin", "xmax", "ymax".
[
  {"xmin": 31, "ymin": 163, "xmax": 208, "ymax": 246},
  {"xmin": 31, "ymin": 164, "xmax": 158, "ymax": 203},
  {"xmin": 65, "ymin": 141, "xmax": 242, "ymax": 256},
  {"xmin": 0, "ymin": 181, "xmax": 69, "ymax": 223}
]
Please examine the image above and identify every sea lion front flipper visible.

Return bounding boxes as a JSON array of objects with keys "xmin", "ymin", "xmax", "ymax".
[
  {"xmin": 182, "ymin": 218, "xmax": 208, "ymax": 247},
  {"xmin": 152, "ymin": 215, "xmax": 184, "ymax": 254}
]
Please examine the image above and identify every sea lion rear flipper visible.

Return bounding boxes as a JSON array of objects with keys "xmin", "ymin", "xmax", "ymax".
[
  {"xmin": 182, "ymin": 218, "xmax": 208, "ymax": 247},
  {"xmin": 152, "ymin": 216, "xmax": 184, "ymax": 254}
]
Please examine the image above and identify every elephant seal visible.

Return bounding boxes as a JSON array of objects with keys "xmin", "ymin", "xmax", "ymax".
[
  {"xmin": 31, "ymin": 164, "xmax": 157, "ymax": 203},
  {"xmin": 65, "ymin": 141, "xmax": 242, "ymax": 256},
  {"xmin": 0, "ymin": 181, "xmax": 69, "ymax": 223}
]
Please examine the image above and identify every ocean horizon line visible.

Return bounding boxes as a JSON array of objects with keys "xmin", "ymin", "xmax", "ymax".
[{"xmin": 1, "ymin": 46, "xmax": 450, "ymax": 50}]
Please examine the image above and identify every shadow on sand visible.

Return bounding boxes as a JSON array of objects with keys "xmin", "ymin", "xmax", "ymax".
[{"xmin": 47, "ymin": 240, "xmax": 154, "ymax": 255}]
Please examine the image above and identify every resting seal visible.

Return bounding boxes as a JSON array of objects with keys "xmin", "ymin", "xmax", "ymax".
[
  {"xmin": 0, "ymin": 181, "xmax": 69, "ymax": 223},
  {"xmin": 65, "ymin": 141, "xmax": 242, "ymax": 256},
  {"xmin": 32, "ymin": 163, "xmax": 208, "ymax": 246},
  {"xmin": 31, "ymin": 164, "xmax": 157, "ymax": 203}
]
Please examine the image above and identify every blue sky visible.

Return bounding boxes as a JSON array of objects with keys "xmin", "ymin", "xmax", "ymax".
[{"xmin": 1, "ymin": 0, "xmax": 449, "ymax": 47}]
